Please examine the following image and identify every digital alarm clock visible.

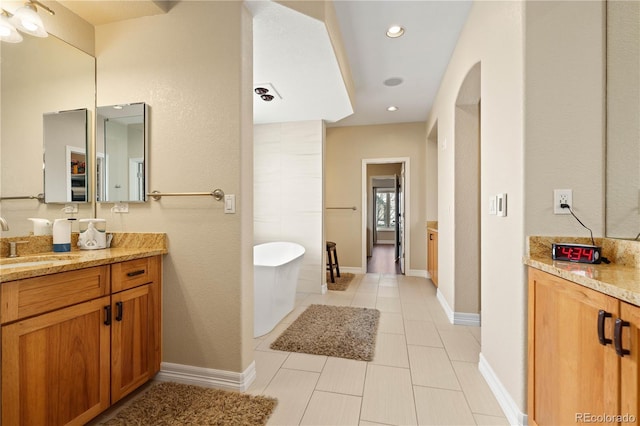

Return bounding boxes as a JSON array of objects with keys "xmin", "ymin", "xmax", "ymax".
[{"xmin": 552, "ymin": 243, "xmax": 602, "ymax": 264}]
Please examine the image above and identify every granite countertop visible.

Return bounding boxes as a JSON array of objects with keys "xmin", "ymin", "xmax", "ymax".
[
  {"xmin": 426, "ymin": 221, "xmax": 438, "ymax": 232},
  {"xmin": 0, "ymin": 233, "xmax": 167, "ymax": 283},
  {"xmin": 525, "ymin": 236, "xmax": 640, "ymax": 307}
]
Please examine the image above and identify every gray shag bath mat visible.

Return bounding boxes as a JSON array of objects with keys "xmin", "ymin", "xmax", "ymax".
[
  {"xmin": 270, "ymin": 304, "xmax": 380, "ymax": 361},
  {"xmin": 99, "ymin": 382, "xmax": 277, "ymax": 426},
  {"xmin": 326, "ymin": 272, "xmax": 355, "ymax": 291}
]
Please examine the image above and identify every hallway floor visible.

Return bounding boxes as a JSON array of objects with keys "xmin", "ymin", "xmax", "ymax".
[
  {"xmin": 367, "ymin": 244, "xmax": 402, "ymax": 274},
  {"xmin": 251, "ymin": 273, "xmax": 509, "ymax": 425}
]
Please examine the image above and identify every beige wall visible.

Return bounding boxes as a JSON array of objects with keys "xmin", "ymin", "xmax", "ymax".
[
  {"xmin": 426, "ymin": 0, "xmax": 605, "ymax": 420},
  {"xmin": 325, "ymin": 122, "xmax": 426, "ymax": 274},
  {"xmin": 425, "ymin": 0, "xmax": 525, "ymax": 417},
  {"xmin": 524, "ymin": 1, "xmax": 605, "ymax": 238},
  {"xmin": 95, "ymin": 1, "xmax": 255, "ymax": 373}
]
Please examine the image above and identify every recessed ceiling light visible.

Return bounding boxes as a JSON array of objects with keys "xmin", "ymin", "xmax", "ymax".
[
  {"xmin": 387, "ymin": 106, "xmax": 399, "ymax": 112},
  {"xmin": 386, "ymin": 25, "xmax": 405, "ymax": 38},
  {"xmin": 384, "ymin": 77, "xmax": 404, "ymax": 87},
  {"xmin": 113, "ymin": 105, "xmax": 123, "ymax": 110}
]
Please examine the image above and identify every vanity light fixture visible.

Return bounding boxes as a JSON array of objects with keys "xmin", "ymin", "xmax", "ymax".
[
  {"xmin": 0, "ymin": 10, "xmax": 22, "ymax": 43},
  {"xmin": 10, "ymin": 0, "xmax": 54, "ymax": 38},
  {"xmin": 387, "ymin": 106, "xmax": 399, "ymax": 112},
  {"xmin": 386, "ymin": 25, "xmax": 405, "ymax": 38}
]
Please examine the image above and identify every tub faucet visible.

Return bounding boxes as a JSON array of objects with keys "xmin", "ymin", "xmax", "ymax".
[{"xmin": 0, "ymin": 217, "xmax": 8, "ymax": 231}]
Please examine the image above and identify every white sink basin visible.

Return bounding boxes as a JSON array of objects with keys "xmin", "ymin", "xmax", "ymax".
[
  {"xmin": 0, "ymin": 260, "xmax": 63, "ymax": 269},
  {"xmin": 0, "ymin": 254, "xmax": 80, "ymax": 270}
]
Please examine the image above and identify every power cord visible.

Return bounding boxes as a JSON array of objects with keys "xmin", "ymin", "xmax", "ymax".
[{"xmin": 560, "ymin": 203, "xmax": 610, "ymax": 264}]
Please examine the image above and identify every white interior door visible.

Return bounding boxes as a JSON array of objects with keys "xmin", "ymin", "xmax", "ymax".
[{"xmin": 397, "ymin": 166, "xmax": 406, "ymax": 274}]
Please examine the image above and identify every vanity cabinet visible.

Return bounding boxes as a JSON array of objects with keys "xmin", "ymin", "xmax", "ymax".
[
  {"xmin": 1, "ymin": 256, "xmax": 162, "ymax": 426},
  {"xmin": 427, "ymin": 229, "xmax": 438, "ymax": 286},
  {"xmin": 528, "ymin": 267, "xmax": 639, "ymax": 425},
  {"xmin": 110, "ymin": 256, "xmax": 162, "ymax": 403}
]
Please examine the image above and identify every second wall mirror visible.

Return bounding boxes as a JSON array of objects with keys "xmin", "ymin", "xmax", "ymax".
[{"xmin": 96, "ymin": 103, "xmax": 149, "ymax": 203}]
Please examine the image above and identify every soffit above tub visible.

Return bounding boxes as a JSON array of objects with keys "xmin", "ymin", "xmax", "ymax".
[
  {"xmin": 247, "ymin": 1, "xmax": 353, "ymax": 125},
  {"xmin": 58, "ymin": 0, "xmax": 172, "ymax": 26}
]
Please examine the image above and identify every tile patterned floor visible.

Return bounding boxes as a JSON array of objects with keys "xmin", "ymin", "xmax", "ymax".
[
  {"xmin": 251, "ymin": 273, "xmax": 509, "ymax": 426},
  {"xmin": 92, "ymin": 273, "xmax": 509, "ymax": 425}
]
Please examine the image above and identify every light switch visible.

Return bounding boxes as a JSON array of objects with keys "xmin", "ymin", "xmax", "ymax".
[
  {"xmin": 489, "ymin": 196, "xmax": 497, "ymax": 215},
  {"xmin": 497, "ymin": 193, "xmax": 507, "ymax": 217},
  {"xmin": 224, "ymin": 194, "xmax": 236, "ymax": 214}
]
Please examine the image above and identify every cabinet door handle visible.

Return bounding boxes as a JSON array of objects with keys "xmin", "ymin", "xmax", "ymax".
[
  {"xmin": 429, "ymin": 234, "xmax": 433, "ymax": 240},
  {"xmin": 598, "ymin": 310, "xmax": 612, "ymax": 345},
  {"xmin": 127, "ymin": 269, "xmax": 146, "ymax": 277},
  {"xmin": 115, "ymin": 301, "xmax": 123, "ymax": 321},
  {"xmin": 104, "ymin": 305, "xmax": 112, "ymax": 326},
  {"xmin": 614, "ymin": 318, "xmax": 631, "ymax": 357}
]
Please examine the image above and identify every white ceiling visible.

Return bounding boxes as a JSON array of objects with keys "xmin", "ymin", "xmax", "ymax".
[
  {"xmin": 55, "ymin": 0, "xmax": 472, "ymax": 128},
  {"xmin": 331, "ymin": 1, "xmax": 472, "ymax": 127},
  {"xmin": 247, "ymin": 1, "xmax": 354, "ymax": 125},
  {"xmin": 248, "ymin": 0, "xmax": 472, "ymax": 127}
]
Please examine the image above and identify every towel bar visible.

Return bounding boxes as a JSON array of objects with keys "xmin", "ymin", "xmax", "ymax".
[{"xmin": 147, "ymin": 189, "xmax": 225, "ymax": 201}]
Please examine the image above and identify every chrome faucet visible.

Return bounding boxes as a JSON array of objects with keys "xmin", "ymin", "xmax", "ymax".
[{"xmin": 0, "ymin": 217, "xmax": 8, "ymax": 231}]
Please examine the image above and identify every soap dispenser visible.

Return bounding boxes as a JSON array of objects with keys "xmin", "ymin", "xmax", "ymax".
[{"xmin": 53, "ymin": 218, "xmax": 75, "ymax": 252}]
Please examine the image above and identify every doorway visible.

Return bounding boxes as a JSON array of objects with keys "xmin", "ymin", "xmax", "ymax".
[{"xmin": 362, "ymin": 158, "xmax": 410, "ymax": 275}]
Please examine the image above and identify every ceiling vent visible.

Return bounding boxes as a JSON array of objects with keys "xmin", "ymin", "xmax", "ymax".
[{"xmin": 253, "ymin": 83, "xmax": 282, "ymax": 102}]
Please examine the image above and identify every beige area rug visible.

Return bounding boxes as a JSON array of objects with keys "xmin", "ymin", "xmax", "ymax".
[
  {"xmin": 326, "ymin": 272, "xmax": 355, "ymax": 291},
  {"xmin": 270, "ymin": 304, "xmax": 380, "ymax": 361},
  {"xmin": 100, "ymin": 382, "xmax": 277, "ymax": 426}
]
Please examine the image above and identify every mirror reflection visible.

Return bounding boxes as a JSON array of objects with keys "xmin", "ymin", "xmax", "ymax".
[
  {"xmin": 43, "ymin": 109, "xmax": 89, "ymax": 203},
  {"xmin": 606, "ymin": 1, "xmax": 640, "ymax": 239},
  {"xmin": 96, "ymin": 103, "xmax": 148, "ymax": 203},
  {"xmin": 1, "ymin": 32, "xmax": 94, "ymax": 214}
]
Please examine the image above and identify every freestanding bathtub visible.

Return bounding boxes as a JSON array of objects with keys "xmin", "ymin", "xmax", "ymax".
[{"xmin": 254, "ymin": 242, "xmax": 305, "ymax": 338}]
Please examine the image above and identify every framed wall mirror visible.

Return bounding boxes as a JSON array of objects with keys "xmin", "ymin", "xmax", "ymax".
[
  {"xmin": 1, "ymin": 32, "xmax": 94, "ymax": 225},
  {"xmin": 96, "ymin": 103, "xmax": 149, "ymax": 203},
  {"xmin": 43, "ymin": 109, "xmax": 89, "ymax": 203},
  {"xmin": 606, "ymin": 1, "xmax": 640, "ymax": 239}
]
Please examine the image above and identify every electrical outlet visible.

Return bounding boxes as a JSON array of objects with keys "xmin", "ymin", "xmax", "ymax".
[
  {"xmin": 554, "ymin": 189, "xmax": 572, "ymax": 214},
  {"xmin": 63, "ymin": 204, "xmax": 78, "ymax": 214},
  {"xmin": 111, "ymin": 202, "xmax": 129, "ymax": 213}
]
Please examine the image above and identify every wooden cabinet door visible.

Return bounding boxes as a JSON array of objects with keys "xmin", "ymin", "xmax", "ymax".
[
  {"xmin": 432, "ymin": 232, "xmax": 438, "ymax": 286},
  {"xmin": 427, "ymin": 231, "xmax": 438, "ymax": 286},
  {"xmin": 528, "ymin": 268, "xmax": 620, "ymax": 426},
  {"xmin": 620, "ymin": 301, "xmax": 640, "ymax": 420},
  {"xmin": 110, "ymin": 284, "xmax": 154, "ymax": 403},
  {"xmin": 1, "ymin": 297, "xmax": 111, "ymax": 426}
]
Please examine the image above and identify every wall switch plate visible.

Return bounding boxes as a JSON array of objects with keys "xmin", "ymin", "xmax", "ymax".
[
  {"xmin": 224, "ymin": 194, "xmax": 236, "ymax": 214},
  {"xmin": 63, "ymin": 204, "xmax": 78, "ymax": 214},
  {"xmin": 111, "ymin": 202, "xmax": 129, "ymax": 213},
  {"xmin": 489, "ymin": 196, "xmax": 497, "ymax": 215},
  {"xmin": 553, "ymin": 189, "xmax": 572, "ymax": 214},
  {"xmin": 497, "ymin": 193, "xmax": 507, "ymax": 217}
]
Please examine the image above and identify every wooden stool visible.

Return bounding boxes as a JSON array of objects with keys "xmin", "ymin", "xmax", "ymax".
[{"xmin": 326, "ymin": 241, "xmax": 341, "ymax": 283}]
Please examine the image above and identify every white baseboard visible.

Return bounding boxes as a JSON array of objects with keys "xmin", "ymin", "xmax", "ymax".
[
  {"xmin": 321, "ymin": 282, "xmax": 328, "ymax": 294},
  {"xmin": 340, "ymin": 266, "xmax": 364, "ymax": 274},
  {"xmin": 156, "ymin": 361, "xmax": 256, "ymax": 392},
  {"xmin": 455, "ymin": 312, "xmax": 481, "ymax": 326},
  {"xmin": 436, "ymin": 289, "xmax": 455, "ymax": 323},
  {"xmin": 407, "ymin": 269, "xmax": 428, "ymax": 278},
  {"xmin": 436, "ymin": 289, "xmax": 481, "ymax": 326},
  {"xmin": 478, "ymin": 354, "xmax": 528, "ymax": 426}
]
